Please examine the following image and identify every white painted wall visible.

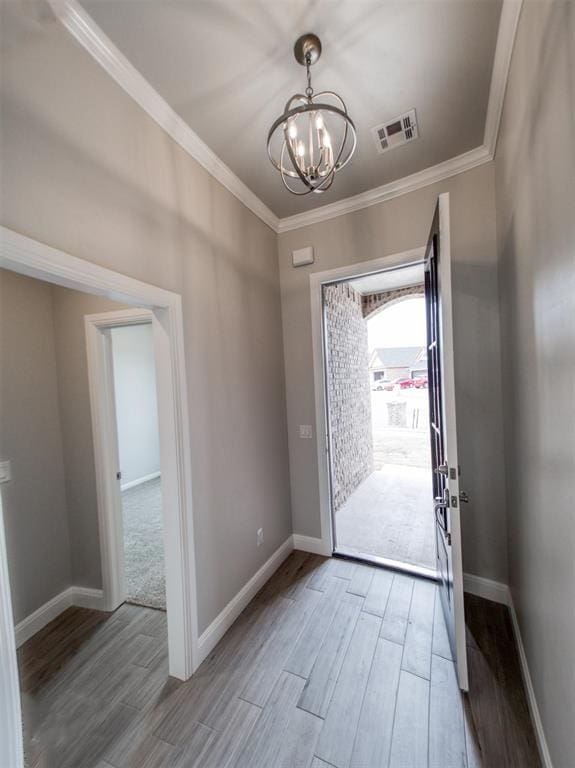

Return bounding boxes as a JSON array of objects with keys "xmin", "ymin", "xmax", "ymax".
[{"xmin": 111, "ymin": 324, "xmax": 160, "ymax": 488}]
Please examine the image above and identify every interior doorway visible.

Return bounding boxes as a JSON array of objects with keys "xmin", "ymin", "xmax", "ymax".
[
  {"xmin": 110, "ymin": 323, "xmax": 165, "ymax": 610},
  {"xmin": 323, "ymin": 263, "xmax": 436, "ymax": 578}
]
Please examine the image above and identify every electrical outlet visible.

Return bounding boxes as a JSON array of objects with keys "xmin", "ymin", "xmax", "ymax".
[{"xmin": 257, "ymin": 528, "xmax": 264, "ymax": 547}]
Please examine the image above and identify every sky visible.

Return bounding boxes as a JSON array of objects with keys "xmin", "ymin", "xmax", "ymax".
[{"xmin": 367, "ymin": 297, "xmax": 426, "ymax": 351}]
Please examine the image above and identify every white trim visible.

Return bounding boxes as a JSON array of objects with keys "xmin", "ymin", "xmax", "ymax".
[
  {"xmin": 293, "ymin": 534, "xmax": 332, "ymax": 556},
  {"xmin": 121, "ymin": 470, "xmax": 161, "ymax": 492},
  {"xmin": 197, "ymin": 536, "xmax": 294, "ymax": 666},
  {"xmin": 0, "ymin": 225, "xmax": 199, "ymax": 682},
  {"xmin": 277, "ymin": 146, "xmax": 492, "ymax": 233},
  {"xmin": 71, "ymin": 586, "xmax": 106, "ymax": 610},
  {"xmin": 46, "ymin": 0, "xmax": 521, "ymax": 234},
  {"xmin": 85, "ymin": 308, "xmax": 155, "ymax": 613},
  {"xmin": 14, "ymin": 586, "xmax": 105, "ymax": 648},
  {"xmin": 508, "ymin": 597, "xmax": 554, "ymax": 768},
  {"xmin": 309, "ymin": 248, "xmax": 427, "ymax": 558},
  {"xmin": 47, "ymin": 0, "xmax": 279, "ymax": 234},
  {"xmin": 463, "ymin": 572, "xmax": 510, "ymax": 605},
  {"xmin": 0, "ymin": 494, "xmax": 24, "ymax": 768},
  {"xmin": 483, "ymin": 0, "xmax": 524, "ymax": 156}
]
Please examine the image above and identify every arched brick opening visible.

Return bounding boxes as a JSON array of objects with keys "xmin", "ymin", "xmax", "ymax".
[{"xmin": 362, "ymin": 284, "xmax": 425, "ymax": 320}]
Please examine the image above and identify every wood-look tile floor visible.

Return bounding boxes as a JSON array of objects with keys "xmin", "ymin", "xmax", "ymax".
[{"xmin": 19, "ymin": 552, "xmax": 541, "ymax": 768}]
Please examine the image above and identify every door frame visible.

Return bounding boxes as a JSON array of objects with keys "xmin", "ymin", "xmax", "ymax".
[
  {"xmin": 84, "ymin": 309, "xmax": 157, "ymax": 613},
  {"xmin": 0, "ymin": 225, "xmax": 199, "ymax": 684},
  {"xmin": 309, "ymin": 246, "xmax": 426, "ymax": 557}
]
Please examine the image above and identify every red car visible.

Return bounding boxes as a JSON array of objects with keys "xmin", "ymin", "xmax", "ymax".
[
  {"xmin": 397, "ymin": 378, "xmax": 414, "ymax": 389},
  {"xmin": 413, "ymin": 375, "xmax": 428, "ymax": 388}
]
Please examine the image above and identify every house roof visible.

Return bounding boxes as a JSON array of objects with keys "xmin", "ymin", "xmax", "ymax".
[{"xmin": 370, "ymin": 346, "xmax": 426, "ymax": 369}]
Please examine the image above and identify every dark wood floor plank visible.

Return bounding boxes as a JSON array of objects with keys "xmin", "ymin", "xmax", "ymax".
[
  {"xmin": 297, "ymin": 600, "xmax": 361, "ymax": 718},
  {"xmin": 314, "ymin": 611, "xmax": 381, "ymax": 768},
  {"xmin": 235, "ymin": 671, "xmax": 322, "ymax": 768},
  {"xmin": 389, "ymin": 670, "xmax": 430, "ymax": 768},
  {"xmin": 465, "ymin": 593, "xmax": 541, "ymax": 767},
  {"xmin": 350, "ymin": 638, "xmax": 402, "ymax": 768},
  {"xmin": 379, "ymin": 573, "xmax": 414, "ymax": 644},
  {"xmin": 429, "ymin": 654, "xmax": 467, "ymax": 768},
  {"xmin": 362, "ymin": 567, "xmax": 394, "ymax": 617},
  {"xmin": 402, "ymin": 578, "xmax": 436, "ymax": 680}
]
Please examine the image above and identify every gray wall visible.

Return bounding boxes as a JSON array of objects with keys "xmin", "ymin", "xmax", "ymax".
[
  {"xmin": 494, "ymin": 1, "xmax": 575, "ymax": 765},
  {"xmin": 278, "ymin": 163, "xmax": 508, "ymax": 583},
  {"xmin": 111, "ymin": 324, "xmax": 160, "ymax": 487},
  {"xmin": 0, "ymin": 3, "xmax": 292, "ymax": 633},
  {"xmin": 324, "ymin": 283, "xmax": 373, "ymax": 510},
  {"xmin": 0, "ymin": 270, "xmax": 72, "ymax": 624}
]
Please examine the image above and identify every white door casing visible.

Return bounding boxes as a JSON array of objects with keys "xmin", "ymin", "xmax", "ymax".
[{"xmin": 0, "ymin": 226, "xmax": 199, "ymax": 687}]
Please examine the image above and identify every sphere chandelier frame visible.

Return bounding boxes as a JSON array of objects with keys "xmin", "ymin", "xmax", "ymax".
[{"xmin": 267, "ymin": 33, "xmax": 357, "ymax": 195}]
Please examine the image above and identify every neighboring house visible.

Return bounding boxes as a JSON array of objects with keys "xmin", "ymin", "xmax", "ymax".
[{"xmin": 369, "ymin": 346, "xmax": 427, "ymax": 383}]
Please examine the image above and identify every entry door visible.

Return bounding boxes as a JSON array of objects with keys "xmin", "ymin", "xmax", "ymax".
[{"xmin": 425, "ymin": 193, "xmax": 468, "ymax": 690}]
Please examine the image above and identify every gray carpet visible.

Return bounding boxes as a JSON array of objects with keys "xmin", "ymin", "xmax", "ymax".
[{"xmin": 121, "ymin": 477, "xmax": 166, "ymax": 610}]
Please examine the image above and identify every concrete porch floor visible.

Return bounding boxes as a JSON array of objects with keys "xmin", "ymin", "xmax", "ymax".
[{"xmin": 335, "ymin": 465, "xmax": 436, "ymax": 570}]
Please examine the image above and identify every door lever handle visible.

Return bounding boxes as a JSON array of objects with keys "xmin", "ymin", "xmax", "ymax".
[
  {"xmin": 434, "ymin": 463, "xmax": 448, "ymax": 477},
  {"xmin": 434, "ymin": 496, "xmax": 449, "ymax": 510},
  {"xmin": 459, "ymin": 491, "xmax": 469, "ymax": 504}
]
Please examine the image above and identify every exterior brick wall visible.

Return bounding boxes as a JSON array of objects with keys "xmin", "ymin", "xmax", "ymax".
[
  {"xmin": 362, "ymin": 284, "xmax": 424, "ymax": 318},
  {"xmin": 324, "ymin": 283, "xmax": 373, "ymax": 511}
]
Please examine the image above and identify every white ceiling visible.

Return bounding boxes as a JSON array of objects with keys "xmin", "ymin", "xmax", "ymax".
[{"xmin": 81, "ymin": 0, "xmax": 503, "ymax": 219}]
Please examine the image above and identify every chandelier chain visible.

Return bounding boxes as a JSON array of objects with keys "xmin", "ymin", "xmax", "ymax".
[{"xmin": 305, "ymin": 54, "xmax": 313, "ymax": 99}]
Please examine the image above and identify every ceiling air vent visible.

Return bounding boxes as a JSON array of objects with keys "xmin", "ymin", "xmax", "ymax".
[{"xmin": 372, "ymin": 109, "xmax": 419, "ymax": 154}]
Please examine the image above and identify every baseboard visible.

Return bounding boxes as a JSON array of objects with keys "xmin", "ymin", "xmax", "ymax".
[
  {"xmin": 120, "ymin": 471, "xmax": 161, "ymax": 491},
  {"xmin": 71, "ymin": 586, "xmax": 106, "ymax": 611},
  {"xmin": 508, "ymin": 597, "xmax": 554, "ymax": 768},
  {"xmin": 14, "ymin": 585, "xmax": 106, "ymax": 648},
  {"xmin": 463, "ymin": 572, "xmax": 510, "ymax": 605},
  {"xmin": 292, "ymin": 534, "xmax": 332, "ymax": 556},
  {"xmin": 197, "ymin": 536, "xmax": 294, "ymax": 666}
]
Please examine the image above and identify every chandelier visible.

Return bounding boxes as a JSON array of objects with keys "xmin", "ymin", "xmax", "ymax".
[{"xmin": 267, "ymin": 33, "xmax": 357, "ymax": 195}]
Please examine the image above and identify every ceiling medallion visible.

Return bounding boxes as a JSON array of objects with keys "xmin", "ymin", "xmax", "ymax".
[{"xmin": 267, "ymin": 33, "xmax": 357, "ymax": 195}]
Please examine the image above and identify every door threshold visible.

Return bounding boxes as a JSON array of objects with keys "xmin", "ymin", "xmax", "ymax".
[{"xmin": 333, "ymin": 547, "xmax": 438, "ymax": 582}]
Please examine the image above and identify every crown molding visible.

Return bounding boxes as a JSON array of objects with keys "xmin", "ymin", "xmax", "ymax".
[
  {"xmin": 484, "ymin": 0, "xmax": 523, "ymax": 156},
  {"xmin": 48, "ymin": 0, "xmax": 280, "ymax": 233},
  {"xmin": 49, "ymin": 0, "xmax": 521, "ymax": 236},
  {"xmin": 277, "ymin": 145, "xmax": 492, "ymax": 233}
]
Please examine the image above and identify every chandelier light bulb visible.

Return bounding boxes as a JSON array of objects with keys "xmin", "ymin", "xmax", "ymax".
[{"xmin": 267, "ymin": 33, "xmax": 357, "ymax": 195}]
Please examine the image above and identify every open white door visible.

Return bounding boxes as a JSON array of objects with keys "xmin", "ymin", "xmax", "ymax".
[{"xmin": 425, "ymin": 193, "xmax": 469, "ymax": 690}]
